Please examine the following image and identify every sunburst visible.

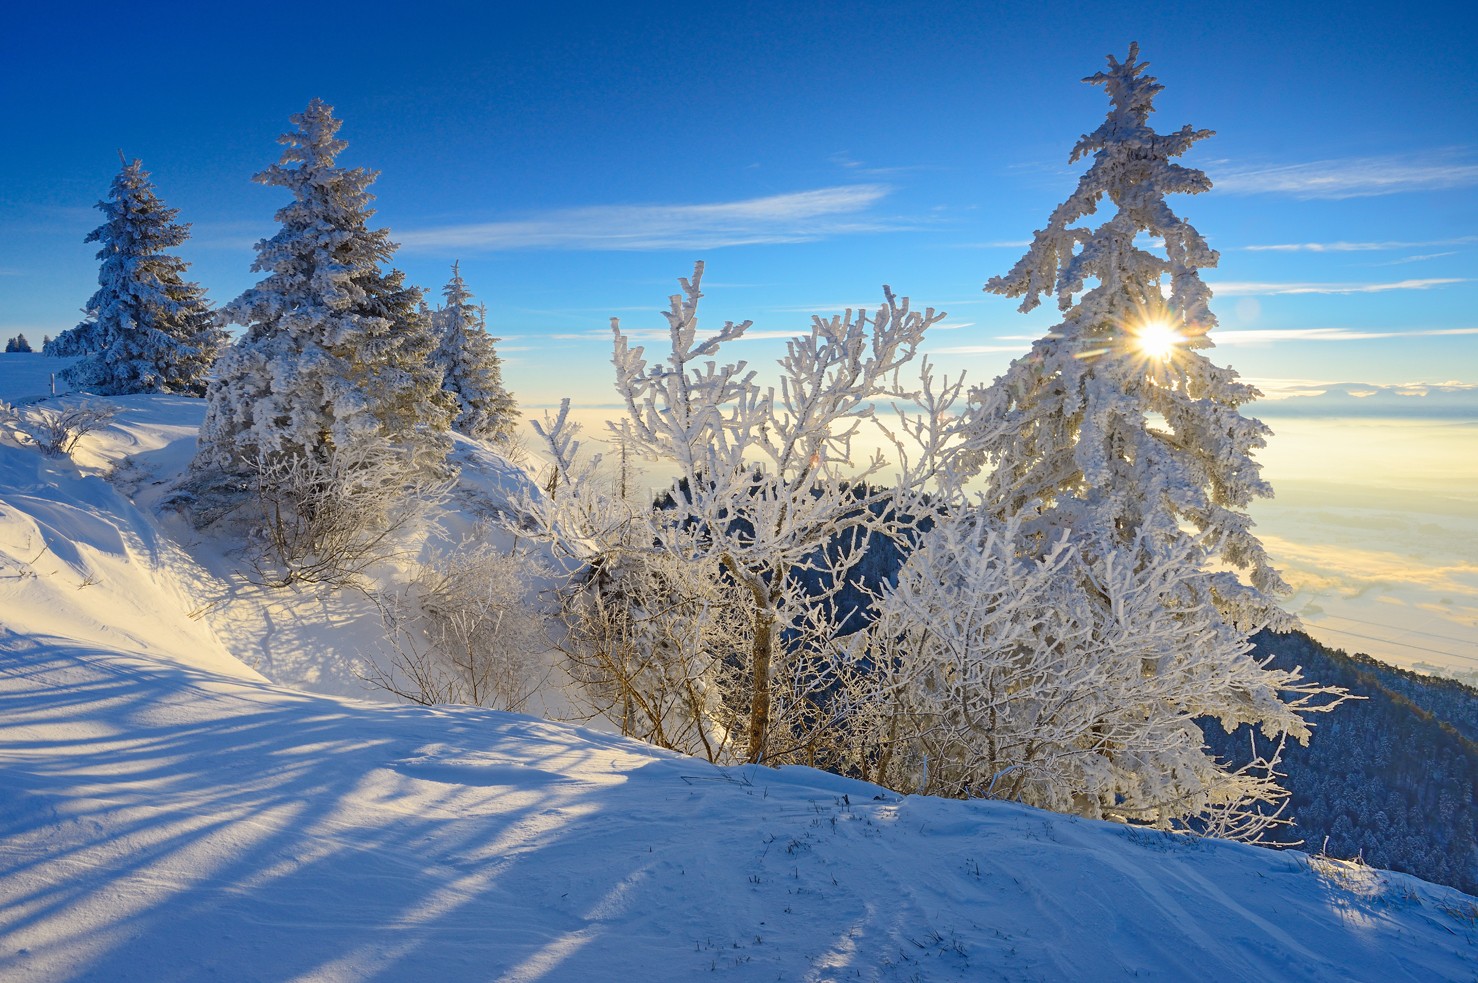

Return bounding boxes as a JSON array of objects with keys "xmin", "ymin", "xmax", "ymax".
[{"xmin": 1133, "ymin": 320, "xmax": 1184, "ymax": 360}]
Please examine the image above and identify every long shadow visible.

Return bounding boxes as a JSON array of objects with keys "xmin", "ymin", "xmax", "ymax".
[
  {"xmin": 0, "ymin": 636, "xmax": 693, "ymax": 981},
  {"xmin": 5, "ymin": 636, "xmax": 1473, "ymax": 982}
]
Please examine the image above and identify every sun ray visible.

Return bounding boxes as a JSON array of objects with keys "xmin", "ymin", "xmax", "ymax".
[{"xmin": 1133, "ymin": 320, "xmax": 1184, "ymax": 360}]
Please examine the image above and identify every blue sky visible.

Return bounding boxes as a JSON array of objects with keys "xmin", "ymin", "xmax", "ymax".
[{"xmin": 2, "ymin": 0, "xmax": 1474, "ymax": 407}]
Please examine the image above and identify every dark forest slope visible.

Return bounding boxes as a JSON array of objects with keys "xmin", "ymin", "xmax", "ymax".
[{"xmin": 1205, "ymin": 630, "xmax": 1478, "ymax": 895}]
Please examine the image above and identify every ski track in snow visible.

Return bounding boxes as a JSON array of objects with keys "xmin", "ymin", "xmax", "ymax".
[{"xmin": 0, "ymin": 390, "xmax": 1475, "ymax": 982}]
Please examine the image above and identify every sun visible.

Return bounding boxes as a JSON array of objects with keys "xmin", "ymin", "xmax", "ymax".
[{"xmin": 1133, "ymin": 320, "xmax": 1184, "ymax": 360}]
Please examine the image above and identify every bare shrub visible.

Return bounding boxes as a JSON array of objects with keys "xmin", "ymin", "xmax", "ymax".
[
  {"xmin": 366, "ymin": 540, "xmax": 548, "ymax": 711},
  {"xmin": 555, "ymin": 548, "xmax": 751, "ymax": 763},
  {"xmin": 248, "ymin": 438, "xmax": 455, "ymax": 588},
  {"xmin": 25, "ymin": 400, "xmax": 119, "ymax": 457}
]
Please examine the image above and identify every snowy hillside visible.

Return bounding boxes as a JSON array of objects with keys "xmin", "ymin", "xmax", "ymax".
[{"xmin": 2, "ymin": 390, "xmax": 1476, "ymax": 982}]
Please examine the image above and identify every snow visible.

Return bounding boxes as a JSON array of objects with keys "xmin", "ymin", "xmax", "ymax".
[
  {"xmin": 0, "ymin": 355, "xmax": 81, "ymax": 404},
  {"xmin": 2, "ymin": 391, "xmax": 1476, "ymax": 981}
]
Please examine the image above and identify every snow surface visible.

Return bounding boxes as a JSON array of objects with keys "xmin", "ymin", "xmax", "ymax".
[{"xmin": 2, "ymin": 391, "xmax": 1476, "ymax": 981}]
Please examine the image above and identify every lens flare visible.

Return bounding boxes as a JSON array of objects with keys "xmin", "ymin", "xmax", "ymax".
[{"xmin": 1134, "ymin": 320, "xmax": 1183, "ymax": 360}]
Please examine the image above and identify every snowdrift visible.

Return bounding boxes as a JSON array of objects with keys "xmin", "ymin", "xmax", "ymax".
[{"xmin": 1, "ymin": 393, "xmax": 1475, "ymax": 982}]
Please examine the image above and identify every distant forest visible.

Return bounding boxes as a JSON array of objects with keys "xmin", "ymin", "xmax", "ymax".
[{"xmin": 1205, "ymin": 630, "xmax": 1478, "ymax": 896}]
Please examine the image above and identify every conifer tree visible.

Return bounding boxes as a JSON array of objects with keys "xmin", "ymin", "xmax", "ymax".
[
  {"xmin": 430, "ymin": 263, "xmax": 518, "ymax": 444},
  {"xmin": 195, "ymin": 99, "xmax": 452, "ymax": 477},
  {"xmin": 45, "ymin": 157, "xmax": 223, "ymax": 395},
  {"xmin": 939, "ymin": 44, "xmax": 1348, "ymax": 833},
  {"xmin": 977, "ymin": 43, "xmax": 1286, "ymax": 631}
]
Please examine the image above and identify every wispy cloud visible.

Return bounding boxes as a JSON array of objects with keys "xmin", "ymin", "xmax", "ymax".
[
  {"xmin": 761, "ymin": 296, "xmax": 977, "ymax": 316},
  {"xmin": 1213, "ymin": 153, "xmax": 1478, "ymax": 199},
  {"xmin": 951, "ymin": 240, "xmax": 1032, "ymax": 249},
  {"xmin": 1216, "ymin": 326, "xmax": 1478, "ymax": 344},
  {"xmin": 1209, "ymin": 278, "xmax": 1466, "ymax": 297},
  {"xmin": 1376, "ymin": 251, "xmax": 1459, "ymax": 266},
  {"xmin": 762, "ymin": 300, "xmax": 895, "ymax": 314},
  {"xmin": 395, "ymin": 185, "xmax": 903, "ymax": 252},
  {"xmin": 931, "ymin": 343, "xmax": 1034, "ymax": 355},
  {"xmin": 552, "ymin": 326, "xmax": 822, "ymax": 345},
  {"xmin": 828, "ymin": 151, "xmax": 939, "ymax": 178},
  {"xmin": 1240, "ymin": 236, "xmax": 1478, "ymax": 253}
]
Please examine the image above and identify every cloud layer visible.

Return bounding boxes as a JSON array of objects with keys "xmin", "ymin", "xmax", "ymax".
[
  {"xmin": 395, "ymin": 185, "xmax": 900, "ymax": 252},
  {"xmin": 1213, "ymin": 153, "xmax": 1478, "ymax": 199},
  {"xmin": 1209, "ymin": 278, "xmax": 1465, "ymax": 297},
  {"xmin": 1239, "ymin": 236, "xmax": 1478, "ymax": 253},
  {"xmin": 1215, "ymin": 326, "xmax": 1478, "ymax": 344}
]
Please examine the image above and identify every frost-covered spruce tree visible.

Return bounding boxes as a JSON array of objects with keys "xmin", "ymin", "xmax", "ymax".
[
  {"xmin": 431, "ymin": 263, "xmax": 518, "ymax": 444},
  {"xmin": 953, "ymin": 44, "xmax": 1347, "ymax": 833},
  {"xmin": 979, "ymin": 44, "xmax": 1286, "ymax": 629},
  {"xmin": 195, "ymin": 99, "xmax": 451, "ymax": 477},
  {"xmin": 45, "ymin": 157, "xmax": 223, "ymax": 395}
]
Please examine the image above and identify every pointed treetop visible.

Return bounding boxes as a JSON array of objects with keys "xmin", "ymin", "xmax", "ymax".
[
  {"xmin": 1080, "ymin": 42, "xmax": 1163, "ymax": 133},
  {"xmin": 443, "ymin": 260, "xmax": 471, "ymax": 308},
  {"xmin": 271, "ymin": 98, "xmax": 351, "ymax": 173},
  {"xmin": 987, "ymin": 43, "xmax": 1217, "ymax": 318}
]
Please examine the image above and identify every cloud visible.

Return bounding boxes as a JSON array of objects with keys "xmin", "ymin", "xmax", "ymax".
[
  {"xmin": 1376, "ymin": 251, "xmax": 1460, "ymax": 266},
  {"xmin": 762, "ymin": 300, "xmax": 896, "ymax": 314},
  {"xmin": 395, "ymin": 185, "xmax": 902, "ymax": 252},
  {"xmin": 1263, "ymin": 534, "xmax": 1478, "ymax": 598},
  {"xmin": 1208, "ymin": 278, "xmax": 1466, "ymax": 296},
  {"xmin": 761, "ymin": 296, "xmax": 977, "ymax": 316},
  {"xmin": 1239, "ymin": 236, "xmax": 1478, "ymax": 253},
  {"xmin": 931, "ymin": 343, "xmax": 1034, "ymax": 355},
  {"xmin": 1250, "ymin": 380, "xmax": 1478, "ymax": 417},
  {"xmin": 553, "ymin": 326, "xmax": 823, "ymax": 345},
  {"xmin": 951, "ymin": 240, "xmax": 1033, "ymax": 249},
  {"xmin": 1214, "ymin": 326, "xmax": 1478, "ymax": 344},
  {"xmin": 1213, "ymin": 153, "xmax": 1478, "ymax": 199},
  {"xmin": 827, "ymin": 151, "xmax": 940, "ymax": 178}
]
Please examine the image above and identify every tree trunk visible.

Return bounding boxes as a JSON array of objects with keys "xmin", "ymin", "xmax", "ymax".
[{"xmin": 746, "ymin": 605, "xmax": 775, "ymax": 763}]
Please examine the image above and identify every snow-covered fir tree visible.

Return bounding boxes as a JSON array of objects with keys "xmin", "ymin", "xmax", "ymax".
[
  {"xmin": 194, "ymin": 99, "xmax": 452, "ymax": 478},
  {"xmin": 978, "ymin": 43, "xmax": 1287, "ymax": 628},
  {"xmin": 430, "ymin": 263, "xmax": 518, "ymax": 444},
  {"xmin": 946, "ymin": 44, "xmax": 1346, "ymax": 832},
  {"xmin": 5, "ymin": 334, "xmax": 33, "ymax": 353},
  {"xmin": 44, "ymin": 157, "xmax": 223, "ymax": 395}
]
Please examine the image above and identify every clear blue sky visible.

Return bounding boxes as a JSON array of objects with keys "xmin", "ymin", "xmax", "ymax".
[{"xmin": 3, "ymin": 0, "xmax": 1474, "ymax": 407}]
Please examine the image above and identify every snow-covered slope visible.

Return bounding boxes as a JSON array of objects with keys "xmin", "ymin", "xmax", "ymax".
[
  {"xmin": 1, "ymin": 392, "xmax": 1475, "ymax": 982},
  {"xmin": 4, "ymin": 634, "xmax": 1477, "ymax": 982}
]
